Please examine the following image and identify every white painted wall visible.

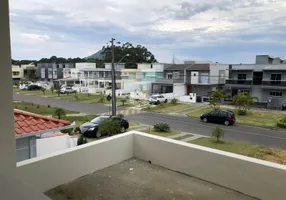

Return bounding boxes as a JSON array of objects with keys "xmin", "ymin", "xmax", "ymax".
[
  {"xmin": 37, "ymin": 135, "xmax": 77, "ymax": 157},
  {"xmin": 209, "ymin": 63, "xmax": 229, "ymax": 84},
  {"xmin": 179, "ymin": 94, "xmax": 196, "ymax": 103},
  {"xmin": 173, "ymin": 83, "xmax": 186, "ymax": 96},
  {"xmin": 75, "ymin": 63, "xmax": 96, "ymax": 69},
  {"xmin": 17, "ymin": 133, "xmax": 134, "ymax": 192},
  {"xmin": 138, "ymin": 63, "xmax": 152, "ymax": 70},
  {"xmin": 191, "ymin": 72, "xmax": 199, "ymax": 84},
  {"xmin": 133, "ymin": 132, "xmax": 286, "ymax": 200}
]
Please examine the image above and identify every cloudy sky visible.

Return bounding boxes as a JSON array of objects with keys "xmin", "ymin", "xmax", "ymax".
[{"xmin": 9, "ymin": 0, "xmax": 286, "ymax": 63}]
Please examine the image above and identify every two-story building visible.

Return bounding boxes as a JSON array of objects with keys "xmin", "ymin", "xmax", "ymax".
[
  {"xmin": 36, "ymin": 63, "xmax": 74, "ymax": 81},
  {"xmin": 225, "ymin": 55, "xmax": 286, "ymax": 109},
  {"xmin": 11, "ymin": 65, "xmax": 22, "ymax": 85}
]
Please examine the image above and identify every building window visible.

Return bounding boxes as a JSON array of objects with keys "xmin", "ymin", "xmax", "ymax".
[
  {"xmin": 167, "ymin": 73, "xmax": 173, "ymax": 79},
  {"xmin": 12, "ymin": 72, "xmax": 20, "ymax": 76},
  {"xmin": 269, "ymin": 91, "xmax": 282, "ymax": 97},
  {"xmin": 238, "ymin": 74, "xmax": 246, "ymax": 84},
  {"xmin": 270, "ymin": 74, "xmax": 281, "ymax": 85}
]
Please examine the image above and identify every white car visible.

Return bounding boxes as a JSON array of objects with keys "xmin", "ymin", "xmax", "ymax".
[
  {"xmin": 149, "ymin": 95, "xmax": 168, "ymax": 105},
  {"xmin": 60, "ymin": 87, "xmax": 75, "ymax": 94}
]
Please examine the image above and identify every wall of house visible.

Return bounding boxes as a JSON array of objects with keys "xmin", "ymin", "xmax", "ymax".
[
  {"xmin": 16, "ymin": 133, "xmax": 134, "ymax": 192},
  {"xmin": 133, "ymin": 132, "xmax": 286, "ymax": 200},
  {"xmin": 37, "ymin": 135, "xmax": 77, "ymax": 157},
  {"xmin": 209, "ymin": 63, "xmax": 229, "ymax": 84},
  {"xmin": 138, "ymin": 63, "xmax": 152, "ymax": 70},
  {"xmin": 75, "ymin": 63, "xmax": 96, "ymax": 69},
  {"xmin": 16, "ymin": 136, "xmax": 37, "ymax": 162},
  {"xmin": 263, "ymin": 71, "xmax": 286, "ymax": 80},
  {"xmin": 230, "ymin": 70, "xmax": 253, "ymax": 80}
]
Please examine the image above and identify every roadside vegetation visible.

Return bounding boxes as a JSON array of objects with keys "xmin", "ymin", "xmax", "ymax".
[
  {"xmin": 190, "ymin": 137, "xmax": 286, "ymax": 165},
  {"xmin": 14, "ymin": 102, "xmax": 77, "ymax": 116},
  {"xmin": 140, "ymin": 123, "xmax": 180, "ymax": 137},
  {"xmin": 143, "ymin": 102, "xmax": 192, "ymax": 113}
]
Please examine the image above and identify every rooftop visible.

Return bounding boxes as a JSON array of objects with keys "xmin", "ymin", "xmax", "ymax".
[
  {"xmin": 45, "ymin": 159, "xmax": 255, "ymax": 200},
  {"xmin": 14, "ymin": 109, "xmax": 71, "ymax": 137}
]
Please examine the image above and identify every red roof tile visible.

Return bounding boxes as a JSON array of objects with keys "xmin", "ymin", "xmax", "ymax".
[{"xmin": 14, "ymin": 110, "xmax": 71, "ymax": 136}]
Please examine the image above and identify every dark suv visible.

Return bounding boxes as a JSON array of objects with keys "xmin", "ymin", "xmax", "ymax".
[{"xmin": 200, "ymin": 110, "xmax": 235, "ymax": 126}]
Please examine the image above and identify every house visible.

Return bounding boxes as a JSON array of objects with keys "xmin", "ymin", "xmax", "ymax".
[
  {"xmin": 36, "ymin": 63, "xmax": 75, "ymax": 81},
  {"xmin": 21, "ymin": 63, "xmax": 37, "ymax": 80},
  {"xmin": 12, "ymin": 65, "xmax": 22, "ymax": 85},
  {"xmin": 151, "ymin": 62, "xmax": 229, "ymax": 97},
  {"xmin": 225, "ymin": 55, "xmax": 286, "ymax": 109},
  {"xmin": 14, "ymin": 109, "xmax": 74, "ymax": 162}
]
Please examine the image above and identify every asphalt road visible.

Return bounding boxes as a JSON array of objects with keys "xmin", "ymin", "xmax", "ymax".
[
  {"xmin": 14, "ymin": 93, "xmax": 111, "ymax": 114},
  {"xmin": 127, "ymin": 112, "xmax": 286, "ymax": 150},
  {"xmin": 14, "ymin": 93, "xmax": 286, "ymax": 150}
]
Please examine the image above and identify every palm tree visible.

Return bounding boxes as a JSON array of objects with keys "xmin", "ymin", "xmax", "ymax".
[
  {"xmin": 212, "ymin": 127, "xmax": 224, "ymax": 143},
  {"xmin": 53, "ymin": 108, "xmax": 66, "ymax": 119},
  {"xmin": 233, "ymin": 92, "xmax": 258, "ymax": 114}
]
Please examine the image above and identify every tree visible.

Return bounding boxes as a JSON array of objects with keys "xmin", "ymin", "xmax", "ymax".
[
  {"xmin": 212, "ymin": 127, "xmax": 224, "ymax": 143},
  {"xmin": 53, "ymin": 108, "xmax": 66, "ymax": 119},
  {"xmin": 98, "ymin": 118, "xmax": 121, "ymax": 136},
  {"xmin": 77, "ymin": 135, "xmax": 88, "ymax": 146},
  {"xmin": 120, "ymin": 99, "xmax": 127, "ymax": 106},
  {"xmin": 41, "ymin": 87, "xmax": 46, "ymax": 95},
  {"xmin": 101, "ymin": 42, "xmax": 157, "ymax": 68},
  {"xmin": 232, "ymin": 92, "xmax": 257, "ymax": 115},
  {"xmin": 56, "ymin": 89, "xmax": 61, "ymax": 97},
  {"xmin": 209, "ymin": 90, "xmax": 224, "ymax": 110},
  {"xmin": 51, "ymin": 87, "xmax": 54, "ymax": 94}
]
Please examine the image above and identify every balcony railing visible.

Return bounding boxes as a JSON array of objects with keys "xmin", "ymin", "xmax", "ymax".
[
  {"xmin": 225, "ymin": 79, "xmax": 253, "ymax": 85},
  {"xmin": 262, "ymin": 80, "xmax": 286, "ymax": 87}
]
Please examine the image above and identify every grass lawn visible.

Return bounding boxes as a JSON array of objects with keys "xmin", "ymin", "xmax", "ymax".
[
  {"xmin": 187, "ymin": 107, "xmax": 285, "ymax": 128},
  {"xmin": 129, "ymin": 121, "xmax": 140, "ymax": 127},
  {"xmin": 14, "ymin": 102, "xmax": 78, "ymax": 116},
  {"xmin": 174, "ymin": 134, "xmax": 193, "ymax": 141},
  {"xmin": 190, "ymin": 137, "xmax": 286, "ymax": 165},
  {"xmin": 143, "ymin": 103, "xmax": 193, "ymax": 113},
  {"xmin": 140, "ymin": 128, "xmax": 180, "ymax": 137}
]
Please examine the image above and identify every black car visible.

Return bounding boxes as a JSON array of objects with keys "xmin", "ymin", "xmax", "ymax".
[
  {"xmin": 200, "ymin": 110, "xmax": 235, "ymax": 126},
  {"xmin": 79, "ymin": 116, "xmax": 129, "ymax": 138},
  {"xmin": 27, "ymin": 85, "xmax": 42, "ymax": 90}
]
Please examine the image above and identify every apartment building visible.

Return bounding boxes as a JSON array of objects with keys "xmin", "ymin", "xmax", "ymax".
[
  {"xmin": 225, "ymin": 55, "xmax": 286, "ymax": 108},
  {"xmin": 11, "ymin": 65, "xmax": 22, "ymax": 84}
]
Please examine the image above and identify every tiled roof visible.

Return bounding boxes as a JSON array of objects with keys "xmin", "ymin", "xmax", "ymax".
[{"xmin": 14, "ymin": 110, "xmax": 71, "ymax": 136}]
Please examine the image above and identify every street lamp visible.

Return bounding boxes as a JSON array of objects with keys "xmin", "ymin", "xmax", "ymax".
[{"xmin": 110, "ymin": 38, "xmax": 130, "ymax": 116}]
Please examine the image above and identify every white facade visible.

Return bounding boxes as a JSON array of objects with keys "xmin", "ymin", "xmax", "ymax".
[
  {"xmin": 209, "ymin": 63, "xmax": 229, "ymax": 85},
  {"xmin": 75, "ymin": 63, "xmax": 96, "ymax": 69}
]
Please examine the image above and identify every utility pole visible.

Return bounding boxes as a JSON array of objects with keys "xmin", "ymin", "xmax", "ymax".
[{"xmin": 111, "ymin": 38, "xmax": 117, "ymax": 116}]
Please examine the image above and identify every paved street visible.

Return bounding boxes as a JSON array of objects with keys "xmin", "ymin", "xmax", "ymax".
[
  {"xmin": 127, "ymin": 112, "xmax": 286, "ymax": 150},
  {"xmin": 14, "ymin": 93, "xmax": 110, "ymax": 114},
  {"xmin": 14, "ymin": 93, "xmax": 286, "ymax": 150}
]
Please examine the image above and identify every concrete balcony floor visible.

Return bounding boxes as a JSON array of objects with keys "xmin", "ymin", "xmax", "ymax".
[{"xmin": 45, "ymin": 159, "xmax": 255, "ymax": 200}]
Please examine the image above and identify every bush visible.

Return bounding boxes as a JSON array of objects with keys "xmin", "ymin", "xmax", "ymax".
[
  {"xmin": 117, "ymin": 113, "xmax": 124, "ymax": 118},
  {"xmin": 212, "ymin": 127, "xmax": 224, "ymax": 143},
  {"xmin": 77, "ymin": 135, "xmax": 88, "ymax": 146},
  {"xmin": 171, "ymin": 98, "xmax": 178, "ymax": 105},
  {"xmin": 41, "ymin": 88, "xmax": 46, "ymax": 95},
  {"xmin": 74, "ymin": 126, "xmax": 80, "ymax": 133},
  {"xmin": 277, "ymin": 117, "xmax": 286, "ymax": 128},
  {"xmin": 37, "ymin": 105, "xmax": 40, "ymax": 109},
  {"xmin": 98, "ymin": 94, "xmax": 105, "ymax": 103},
  {"xmin": 237, "ymin": 109, "xmax": 247, "ymax": 115},
  {"xmin": 153, "ymin": 123, "xmax": 170, "ymax": 132},
  {"xmin": 120, "ymin": 99, "xmax": 127, "ymax": 106},
  {"xmin": 51, "ymin": 87, "xmax": 54, "ymax": 94},
  {"xmin": 60, "ymin": 128, "xmax": 73, "ymax": 135},
  {"xmin": 98, "ymin": 118, "xmax": 121, "ymax": 136},
  {"xmin": 53, "ymin": 108, "xmax": 66, "ymax": 119},
  {"xmin": 48, "ymin": 104, "xmax": 51, "ymax": 108}
]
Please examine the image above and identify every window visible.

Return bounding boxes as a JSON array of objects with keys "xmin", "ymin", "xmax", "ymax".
[
  {"xmin": 238, "ymin": 74, "xmax": 246, "ymax": 84},
  {"xmin": 269, "ymin": 91, "xmax": 282, "ymax": 97},
  {"xmin": 270, "ymin": 74, "xmax": 281, "ymax": 85},
  {"xmin": 167, "ymin": 73, "xmax": 173, "ymax": 79},
  {"xmin": 199, "ymin": 73, "xmax": 209, "ymax": 84},
  {"xmin": 12, "ymin": 72, "xmax": 19, "ymax": 76}
]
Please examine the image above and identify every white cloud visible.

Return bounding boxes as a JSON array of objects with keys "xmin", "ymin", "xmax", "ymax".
[{"xmin": 8, "ymin": 0, "xmax": 286, "ymax": 62}]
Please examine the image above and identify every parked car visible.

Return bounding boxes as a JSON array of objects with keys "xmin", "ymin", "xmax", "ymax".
[
  {"xmin": 26, "ymin": 85, "xmax": 42, "ymax": 91},
  {"xmin": 149, "ymin": 94, "xmax": 168, "ymax": 105},
  {"xmin": 60, "ymin": 87, "xmax": 76, "ymax": 94},
  {"xmin": 200, "ymin": 110, "xmax": 235, "ymax": 126},
  {"xmin": 79, "ymin": 116, "xmax": 129, "ymax": 138}
]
